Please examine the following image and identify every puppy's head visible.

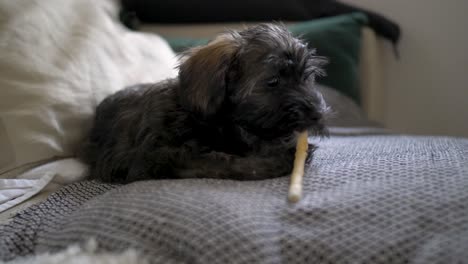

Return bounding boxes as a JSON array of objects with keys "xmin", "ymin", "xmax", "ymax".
[{"xmin": 178, "ymin": 24, "xmax": 329, "ymax": 139}]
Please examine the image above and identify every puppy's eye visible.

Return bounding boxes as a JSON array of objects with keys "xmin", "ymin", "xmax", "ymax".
[{"xmin": 267, "ymin": 77, "xmax": 280, "ymax": 87}]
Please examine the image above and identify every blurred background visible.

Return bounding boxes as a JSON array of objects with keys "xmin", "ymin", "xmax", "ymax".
[
  {"xmin": 122, "ymin": 0, "xmax": 468, "ymax": 137},
  {"xmin": 342, "ymin": 0, "xmax": 468, "ymax": 137}
]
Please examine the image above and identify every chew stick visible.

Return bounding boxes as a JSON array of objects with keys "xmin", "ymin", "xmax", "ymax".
[{"xmin": 288, "ymin": 131, "xmax": 308, "ymax": 203}]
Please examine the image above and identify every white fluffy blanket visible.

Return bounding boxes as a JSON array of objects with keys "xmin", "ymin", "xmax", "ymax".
[
  {"xmin": 0, "ymin": 0, "xmax": 177, "ymax": 213},
  {"xmin": 7, "ymin": 240, "xmax": 149, "ymax": 264}
]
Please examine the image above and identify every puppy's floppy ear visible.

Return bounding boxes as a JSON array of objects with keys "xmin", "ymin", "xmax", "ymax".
[{"xmin": 178, "ymin": 33, "xmax": 241, "ymax": 119}]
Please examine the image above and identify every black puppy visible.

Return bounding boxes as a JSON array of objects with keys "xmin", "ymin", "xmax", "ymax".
[{"xmin": 80, "ymin": 24, "xmax": 328, "ymax": 183}]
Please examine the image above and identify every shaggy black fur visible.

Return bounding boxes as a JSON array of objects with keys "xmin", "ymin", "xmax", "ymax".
[{"xmin": 80, "ymin": 24, "xmax": 329, "ymax": 183}]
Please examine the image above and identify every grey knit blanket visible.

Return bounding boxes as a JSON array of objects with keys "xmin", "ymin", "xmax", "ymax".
[{"xmin": 1, "ymin": 134, "xmax": 468, "ymax": 263}]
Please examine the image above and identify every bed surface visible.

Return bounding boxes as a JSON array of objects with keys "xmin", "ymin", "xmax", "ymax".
[{"xmin": 2, "ymin": 130, "xmax": 468, "ymax": 263}]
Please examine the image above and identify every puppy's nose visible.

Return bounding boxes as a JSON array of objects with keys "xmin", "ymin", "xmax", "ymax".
[{"xmin": 300, "ymin": 103, "xmax": 322, "ymax": 124}]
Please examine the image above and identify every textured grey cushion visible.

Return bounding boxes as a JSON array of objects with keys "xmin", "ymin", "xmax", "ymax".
[{"xmin": 1, "ymin": 134, "xmax": 468, "ymax": 263}]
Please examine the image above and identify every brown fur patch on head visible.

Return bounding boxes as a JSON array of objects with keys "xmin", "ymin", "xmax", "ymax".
[{"xmin": 178, "ymin": 33, "xmax": 242, "ymax": 119}]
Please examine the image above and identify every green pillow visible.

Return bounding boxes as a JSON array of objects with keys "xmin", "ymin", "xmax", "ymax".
[{"xmin": 165, "ymin": 13, "xmax": 368, "ymax": 104}]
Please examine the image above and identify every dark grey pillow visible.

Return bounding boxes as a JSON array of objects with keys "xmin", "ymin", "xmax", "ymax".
[
  {"xmin": 317, "ymin": 85, "xmax": 379, "ymax": 127},
  {"xmin": 119, "ymin": 0, "xmax": 400, "ymax": 45}
]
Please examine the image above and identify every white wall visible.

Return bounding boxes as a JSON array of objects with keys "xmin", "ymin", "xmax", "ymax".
[{"xmin": 342, "ymin": 0, "xmax": 468, "ymax": 137}]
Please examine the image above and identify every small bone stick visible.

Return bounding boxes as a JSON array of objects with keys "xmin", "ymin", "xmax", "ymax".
[{"xmin": 288, "ymin": 131, "xmax": 308, "ymax": 203}]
